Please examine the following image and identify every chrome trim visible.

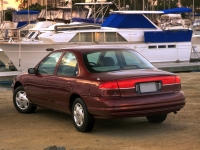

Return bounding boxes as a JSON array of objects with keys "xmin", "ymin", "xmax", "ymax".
[
  {"xmin": 119, "ymin": 87, "xmax": 135, "ymax": 90},
  {"xmin": 100, "ymin": 88, "xmax": 119, "ymax": 90},
  {"xmin": 163, "ymin": 83, "xmax": 180, "ymax": 86}
]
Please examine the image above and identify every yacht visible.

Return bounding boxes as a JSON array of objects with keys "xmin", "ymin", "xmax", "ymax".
[
  {"xmin": 0, "ymin": 9, "xmax": 193, "ymax": 71},
  {"xmin": 156, "ymin": 8, "xmax": 200, "ymax": 61},
  {"xmin": 0, "ymin": 10, "xmax": 193, "ymax": 71}
]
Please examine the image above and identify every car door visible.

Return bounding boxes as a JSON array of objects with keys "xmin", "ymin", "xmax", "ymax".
[
  {"xmin": 46, "ymin": 52, "xmax": 78, "ymax": 112},
  {"xmin": 25, "ymin": 52, "xmax": 63, "ymax": 107}
]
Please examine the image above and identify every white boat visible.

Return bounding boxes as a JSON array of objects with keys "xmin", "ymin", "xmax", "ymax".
[
  {"xmin": 192, "ymin": 17, "xmax": 200, "ymax": 59},
  {"xmin": 0, "ymin": 10, "xmax": 40, "ymax": 41},
  {"xmin": 0, "ymin": 8, "xmax": 193, "ymax": 71},
  {"xmin": 156, "ymin": 8, "xmax": 200, "ymax": 61},
  {"xmin": 0, "ymin": 10, "xmax": 40, "ymax": 69}
]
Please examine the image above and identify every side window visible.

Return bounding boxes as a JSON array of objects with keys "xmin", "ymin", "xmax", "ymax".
[
  {"xmin": 37, "ymin": 52, "xmax": 62, "ymax": 75},
  {"xmin": 57, "ymin": 52, "xmax": 78, "ymax": 76},
  {"xmin": 87, "ymin": 52, "xmax": 100, "ymax": 65}
]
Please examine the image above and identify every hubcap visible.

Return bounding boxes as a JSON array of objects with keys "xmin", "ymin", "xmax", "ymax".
[
  {"xmin": 73, "ymin": 103, "xmax": 84, "ymax": 127},
  {"xmin": 16, "ymin": 90, "xmax": 29, "ymax": 110}
]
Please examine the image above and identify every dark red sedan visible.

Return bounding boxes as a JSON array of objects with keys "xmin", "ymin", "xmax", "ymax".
[{"xmin": 12, "ymin": 46, "xmax": 185, "ymax": 132}]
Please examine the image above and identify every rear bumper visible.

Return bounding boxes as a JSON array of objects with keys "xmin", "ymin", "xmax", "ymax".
[{"xmin": 83, "ymin": 91, "xmax": 185, "ymax": 119}]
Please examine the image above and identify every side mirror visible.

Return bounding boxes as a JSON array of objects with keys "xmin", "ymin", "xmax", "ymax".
[{"xmin": 28, "ymin": 68, "xmax": 35, "ymax": 74}]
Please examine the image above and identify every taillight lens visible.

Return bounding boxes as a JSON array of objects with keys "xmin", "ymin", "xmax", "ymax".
[
  {"xmin": 175, "ymin": 76, "xmax": 181, "ymax": 83},
  {"xmin": 99, "ymin": 81, "xmax": 119, "ymax": 89},
  {"xmin": 99, "ymin": 76, "xmax": 180, "ymax": 89},
  {"xmin": 99, "ymin": 81, "xmax": 120, "ymax": 97},
  {"xmin": 117, "ymin": 75, "xmax": 180, "ymax": 89}
]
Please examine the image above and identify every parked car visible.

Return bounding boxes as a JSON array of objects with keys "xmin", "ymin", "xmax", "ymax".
[{"xmin": 12, "ymin": 46, "xmax": 185, "ymax": 132}]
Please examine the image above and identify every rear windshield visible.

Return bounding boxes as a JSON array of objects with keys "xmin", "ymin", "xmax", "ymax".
[{"xmin": 83, "ymin": 49, "xmax": 154, "ymax": 73}]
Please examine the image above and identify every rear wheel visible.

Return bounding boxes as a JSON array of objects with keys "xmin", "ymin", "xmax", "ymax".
[
  {"xmin": 13, "ymin": 86, "xmax": 37, "ymax": 113},
  {"xmin": 146, "ymin": 114, "xmax": 167, "ymax": 123},
  {"xmin": 72, "ymin": 97, "xmax": 95, "ymax": 132}
]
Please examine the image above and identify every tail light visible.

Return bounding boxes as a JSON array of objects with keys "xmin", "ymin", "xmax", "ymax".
[
  {"xmin": 99, "ymin": 81, "xmax": 119, "ymax": 89},
  {"xmin": 99, "ymin": 75, "xmax": 181, "ymax": 97},
  {"xmin": 117, "ymin": 75, "xmax": 180, "ymax": 88},
  {"xmin": 99, "ymin": 81, "xmax": 120, "ymax": 97},
  {"xmin": 175, "ymin": 76, "xmax": 181, "ymax": 83}
]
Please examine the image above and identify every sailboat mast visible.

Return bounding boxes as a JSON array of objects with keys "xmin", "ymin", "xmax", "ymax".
[
  {"xmin": 193, "ymin": 0, "xmax": 195, "ymax": 21},
  {"xmin": 1, "ymin": 0, "xmax": 3, "ymax": 22}
]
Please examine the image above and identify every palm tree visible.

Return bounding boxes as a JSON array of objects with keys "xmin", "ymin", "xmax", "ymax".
[{"xmin": 15, "ymin": 0, "xmax": 28, "ymax": 9}]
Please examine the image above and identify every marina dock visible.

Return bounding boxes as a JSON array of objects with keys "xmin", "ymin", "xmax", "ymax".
[
  {"xmin": 1, "ymin": 62, "xmax": 200, "ymax": 84},
  {"xmin": 153, "ymin": 62, "xmax": 200, "ymax": 72}
]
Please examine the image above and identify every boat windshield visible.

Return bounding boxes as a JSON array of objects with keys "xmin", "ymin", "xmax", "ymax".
[
  {"xmin": 83, "ymin": 49, "xmax": 154, "ymax": 73},
  {"xmin": 160, "ymin": 14, "xmax": 182, "ymax": 25}
]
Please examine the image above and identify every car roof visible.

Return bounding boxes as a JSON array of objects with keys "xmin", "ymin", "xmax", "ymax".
[{"xmin": 50, "ymin": 45, "xmax": 133, "ymax": 53}]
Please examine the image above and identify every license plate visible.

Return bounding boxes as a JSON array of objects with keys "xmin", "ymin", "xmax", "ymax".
[{"xmin": 139, "ymin": 82, "xmax": 157, "ymax": 93}]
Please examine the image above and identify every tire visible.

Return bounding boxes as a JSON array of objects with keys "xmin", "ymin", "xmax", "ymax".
[
  {"xmin": 72, "ymin": 97, "xmax": 95, "ymax": 132},
  {"xmin": 13, "ymin": 86, "xmax": 37, "ymax": 113},
  {"xmin": 146, "ymin": 114, "xmax": 167, "ymax": 123}
]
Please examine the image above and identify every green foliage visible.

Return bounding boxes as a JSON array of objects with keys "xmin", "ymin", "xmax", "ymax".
[{"xmin": 25, "ymin": 3, "xmax": 46, "ymax": 11}]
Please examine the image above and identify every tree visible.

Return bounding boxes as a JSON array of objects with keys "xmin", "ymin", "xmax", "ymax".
[
  {"xmin": 27, "ymin": 3, "xmax": 46, "ymax": 11},
  {"xmin": 16, "ymin": 0, "xmax": 27, "ymax": 9}
]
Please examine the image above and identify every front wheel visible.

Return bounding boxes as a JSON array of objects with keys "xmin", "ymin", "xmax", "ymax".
[
  {"xmin": 13, "ymin": 86, "xmax": 37, "ymax": 113},
  {"xmin": 72, "ymin": 98, "xmax": 95, "ymax": 132},
  {"xmin": 146, "ymin": 114, "xmax": 167, "ymax": 123}
]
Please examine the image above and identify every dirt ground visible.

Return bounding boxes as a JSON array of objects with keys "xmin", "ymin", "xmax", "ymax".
[{"xmin": 0, "ymin": 72, "xmax": 200, "ymax": 150}]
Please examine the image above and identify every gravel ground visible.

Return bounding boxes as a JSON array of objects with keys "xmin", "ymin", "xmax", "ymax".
[{"xmin": 0, "ymin": 72, "xmax": 200, "ymax": 150}]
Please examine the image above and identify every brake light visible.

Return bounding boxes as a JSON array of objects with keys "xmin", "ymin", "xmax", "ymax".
[
  {"xmin": 175, "ymin": 76, "xmax": 181, "ymax": 83},
  {"xmin": 99, "ymin": 76, "xmax": 180, "ymax": 90},
  {"xmin": 117, "ymin": 76, "xmax": 180, "ymax": 89},
  {"xmin": 99, "ymin": 81, "xmax": 119, "ymax": 89}
]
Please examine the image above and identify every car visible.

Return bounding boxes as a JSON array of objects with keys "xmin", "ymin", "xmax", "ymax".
[{"xmin": 12, "ymin": 46, "xmax": 185, "ymax": 132}]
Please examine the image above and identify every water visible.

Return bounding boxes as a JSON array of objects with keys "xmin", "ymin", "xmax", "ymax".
[{"xmin": 0, "ymin": 82, "xmax": 12, "ymax": 91}]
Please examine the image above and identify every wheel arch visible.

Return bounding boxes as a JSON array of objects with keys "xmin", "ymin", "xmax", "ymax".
[
  {"xmin": 69, "ymin": 93, "xmax": 81, "ymax": 113},
  {"xmin": 14, "ymin": 81, "xmax": 23, "ymax": 90}
]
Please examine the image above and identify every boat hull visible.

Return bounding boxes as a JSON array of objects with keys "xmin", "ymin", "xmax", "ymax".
[
  {"xmin": 0, "ymin": 42, "xmax": 192, "ymax": 71},
  {"xmin": 0, "ymin": 50, "xmax": 11, "ymax": 70}
]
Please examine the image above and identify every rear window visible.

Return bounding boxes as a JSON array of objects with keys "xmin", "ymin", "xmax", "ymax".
[{"xmin": 83, "ymin": 49, "xmax": 154, "ymax": 73}]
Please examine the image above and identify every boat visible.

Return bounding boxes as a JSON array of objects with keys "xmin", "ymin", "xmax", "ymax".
[
  {"xmin": 0, "ymin": 10, "xmax": 193, "ymax": 71},
  {"xmin": 191, "ymin": 14, "xmax": 200, "ymax": 60},
  {"xmin": 20, "ymin": 2, "xmax": 107, "ymax": 43},
  {"xmin": 158, "ymin": 7, "xmax": 192, "ymax": 30},
  {"xmin": 0, "ymin": 10, "xmax": 40, "ymax": 70},
  {"xmin": 0, "ymin": 10, "xmax": 40, "ymax": 41},
  {"xmin": 0, "ymin": 6, "xmax": 193, "ymax": 71},
  {"xmin": 156, "ymin": 7, "xmax": 200, "ymax": 61}
]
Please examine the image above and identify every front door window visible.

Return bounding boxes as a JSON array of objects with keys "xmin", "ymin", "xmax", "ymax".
[{"xmin": 37, "ymin": 52, "xmax": 62, "ymax": 75}]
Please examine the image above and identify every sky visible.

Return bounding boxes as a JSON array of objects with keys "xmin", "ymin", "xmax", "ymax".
[{"xmin": 2, "ymin": 0, "xmax": 20, "ymax": 10}]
